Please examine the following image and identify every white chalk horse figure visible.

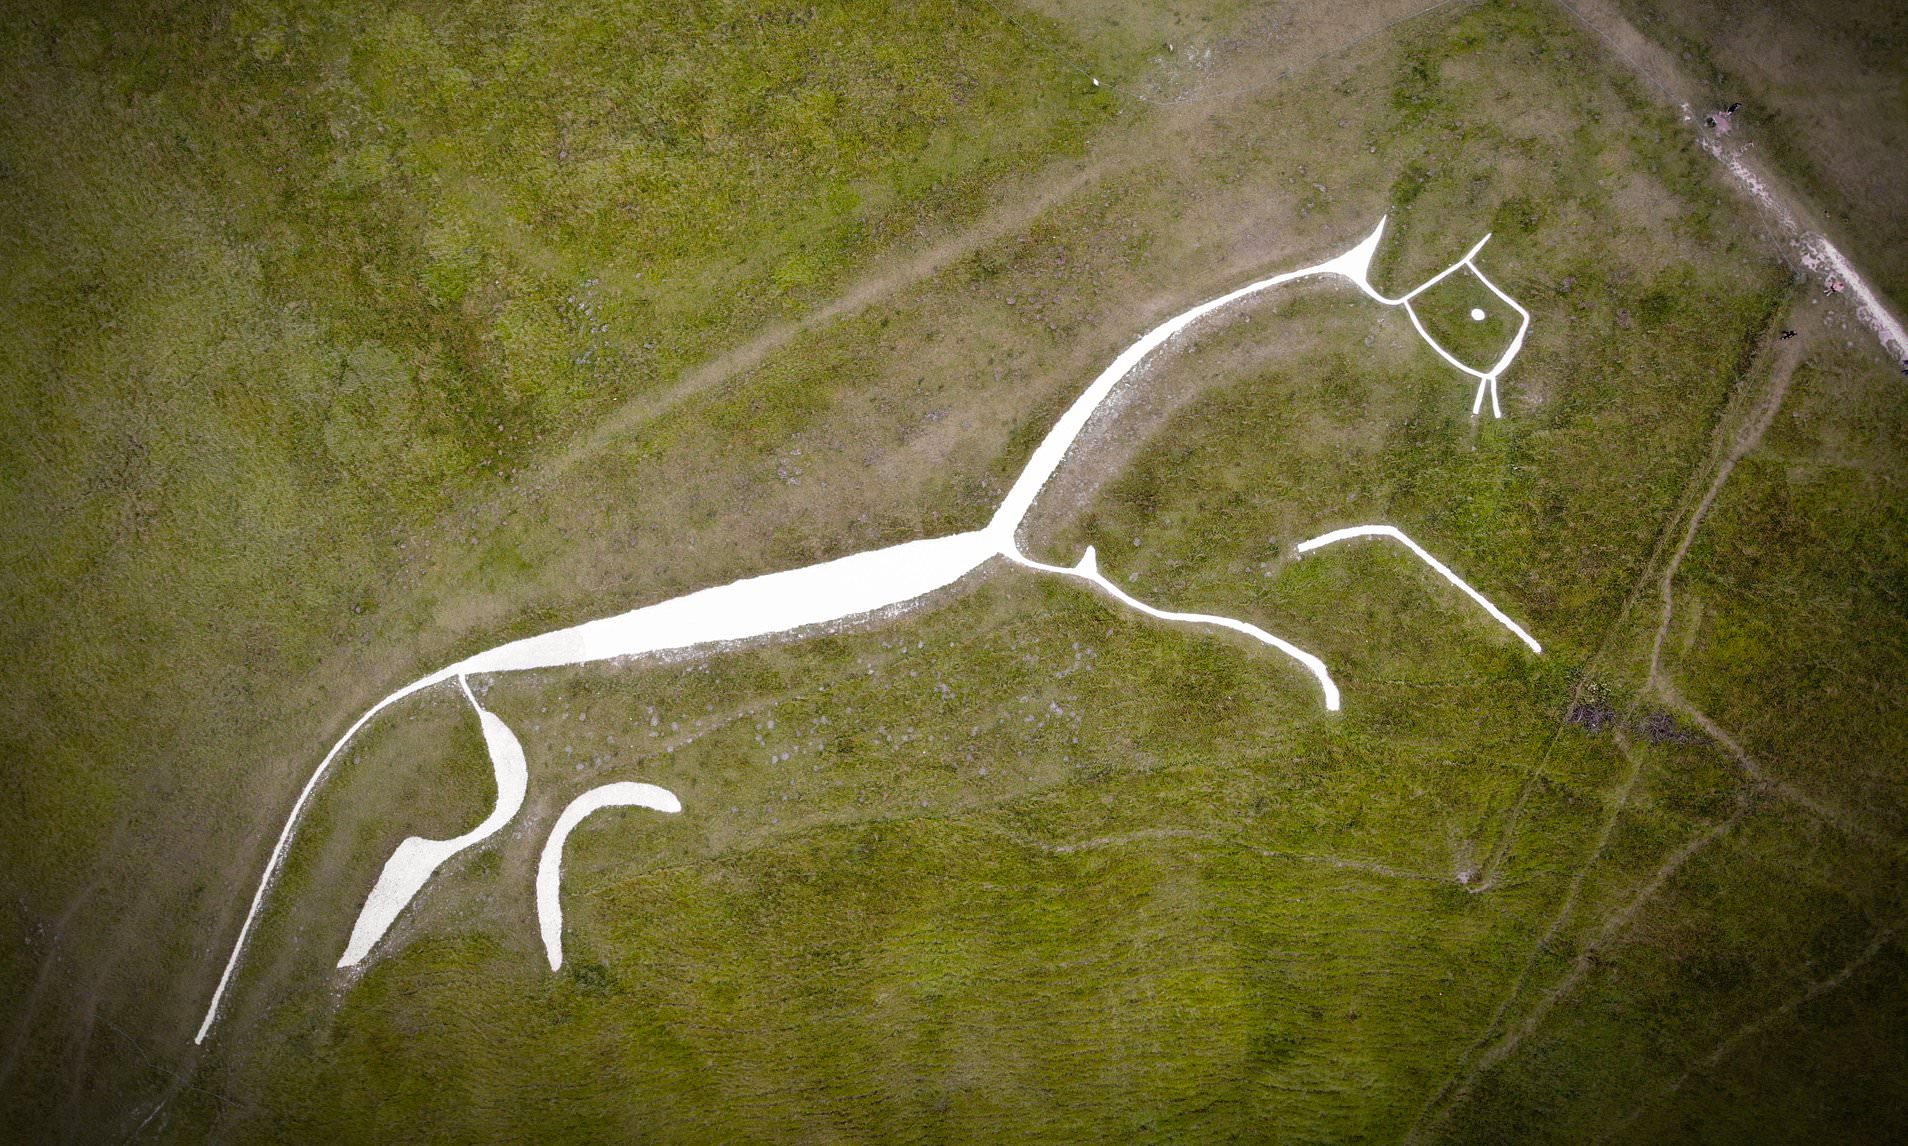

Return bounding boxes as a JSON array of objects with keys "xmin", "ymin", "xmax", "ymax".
[{"xmin": 195, "ymin": 215, "xmax": 1540, "ymax": 1041}]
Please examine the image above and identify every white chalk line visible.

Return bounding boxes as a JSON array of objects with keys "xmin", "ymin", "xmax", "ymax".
[
  {"xmin": 191, "ymin": 677, "xmax": 435, "ymax": 1044},
  {"xmin": 985, "ymin": 215, "xmax": 1394, "ymax": 534},
  {"xmin": 1380, "ymin": 234, "xmax": 1529, "ymax": 421},
  {"xmin": 1003, "ymin": 545, "xmax": 1342, "ymax": 711},
  {"xmin": 335, "ymin": 676, "xmax": 529, "ymax": 968},
  {"xmin": 195, "ymin": 215, "xmax": 1540, "ymax": 1041},
  {"xmin": 537, "ymin": 783, "xmax": 681, "ymax": 971},
  {"xmin": 1294, "ymin": 525, "xmax": 1541, "ymax": 653}
]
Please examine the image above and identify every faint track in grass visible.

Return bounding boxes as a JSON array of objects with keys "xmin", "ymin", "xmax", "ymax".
[
  {"xmin": 1403, "ymin": 734, "xmax": 1746, "ymax": 1142},
  {"xmin": 573, "ymin": 811, "xmax": 1463, "ymax": 938},
  {"xmin": 1470, "ymin": 317, "xmax": 1794, "ymax": 892},
  {"xmin": 1655, "ymin": 681, "xmax": 1900, "ymax": 854},
  {"xmin": 499, "ymin": 0, "xmax": 1501, "ymax": 517},
  {"xmin": 532, "ymin": 159, "xmax": 1104, "ymax": 493},
  {"xmin": 998, "ymin": 825, "xmax": 1452, "ymax": 883},
  {"xmin": 1405, "ymin": 751, "xmax": 1752, "ymax": 1143},
  {"xmin": 1406, "ymin": 312, "xmax": 1802, "ymax": 1143},
  {"xmin": 578, "ymin": 787, "xmax": 1459, "ymax": 907},
  {"xmin": 1593, "ymin": 927, "xmax": 1897, "ymax": 1143},
  {"xmin": 1642, "ymin": 337, "xmax": 1802, "ymax": 707},
  {"xmin": 1637, "ymin": 333, "xmax": 1900, "ymax": 850}
]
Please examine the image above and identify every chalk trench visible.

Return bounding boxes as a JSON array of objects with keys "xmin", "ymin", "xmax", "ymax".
[
  {"xmin": 197, "ymin": 215, "xmax": 1541, "ymax": 1042},
  {"xmin": 537, "ymin": 783, "xmax": 682, "ymax": 971}
]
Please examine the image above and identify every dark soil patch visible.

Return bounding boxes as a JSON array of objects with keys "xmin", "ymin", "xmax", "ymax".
[
  {"xmin": 1637, "ymin": 710, "xmax": 1702, "ymax": 745},
  {"xmin": 1567, "ymin": 701, "xmax": 1620, "ymax": 733}
]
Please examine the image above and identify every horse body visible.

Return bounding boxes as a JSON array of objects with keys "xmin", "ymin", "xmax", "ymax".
[{"xmin": 451, "ymin": 530, "xmax": 1001, "ymax": 678}]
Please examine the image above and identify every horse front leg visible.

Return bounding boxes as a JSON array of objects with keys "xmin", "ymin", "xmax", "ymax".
[{"xmin": 1292, "ymin": 525, "xmax": 1540, "ymax": 653}]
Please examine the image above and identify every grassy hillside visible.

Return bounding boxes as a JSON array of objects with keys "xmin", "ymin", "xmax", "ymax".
[
  {"xmin": 2, "ymin": 0, "xmax": 1903, "ymax": 1140},
  {"xmin": 0, "ymin": 0, "xmax": 1104, "ymax": 1131},
  {"xmin": 1616, "ymin": 0, "xmax": 1908, "ymax": 313}
]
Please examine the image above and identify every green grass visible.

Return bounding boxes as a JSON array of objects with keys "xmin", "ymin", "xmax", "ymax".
[
  {"xmin": 1410, "ymin": 271, "xmax": 1520, "ymax": 376},
  {"xmin": 3, "ymin": 0, "xmax": 1904, "ymax": 1140},
  {"xmin": 1674, "ymin": 345, "xmax": 1908, "ymax": 836},
  {"xmin": 0, "ymin": 0, "xmax": 1101, "ymax": 929},
  {"xmin": 1420, "ymin": 274, "xmax": 1908, "ymax": 1143}
]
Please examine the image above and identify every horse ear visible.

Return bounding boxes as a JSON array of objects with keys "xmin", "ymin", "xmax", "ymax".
[{"xmin": 1329, "ymin": 215, "xmax": 1390, "ymax": 299}]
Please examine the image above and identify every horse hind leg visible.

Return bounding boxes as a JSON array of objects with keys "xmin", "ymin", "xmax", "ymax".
[
  {"xmin": 535, "ymin": 782, "xmax": 682, "ymax": 971},
  {"xmin": 336, "ymin": 676, "xmax": 530, "ymax": 967},
  {"xmin": 1001, "ymin": 545, "xmax": 1341, "ymax": 711}
]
